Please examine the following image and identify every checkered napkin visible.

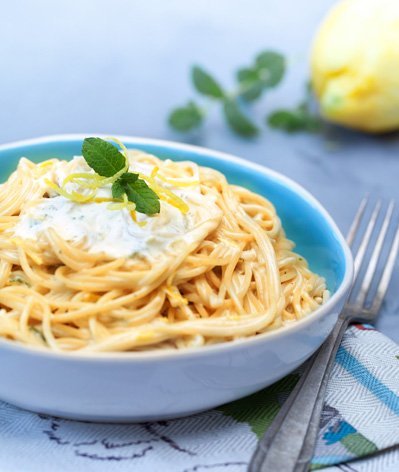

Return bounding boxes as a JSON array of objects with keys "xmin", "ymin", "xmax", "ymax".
[{"xmin": 1, "ymin": 324, "xmax": 399, "ymax": 472}]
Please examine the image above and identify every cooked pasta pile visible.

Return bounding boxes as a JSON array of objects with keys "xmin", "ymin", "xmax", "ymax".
[{"xmin": 0, "ymin": 150, "xmax": 329, "ymax": 352}]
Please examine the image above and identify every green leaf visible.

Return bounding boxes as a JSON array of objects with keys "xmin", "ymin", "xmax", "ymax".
[
  {"xmin": 192, "ymin": 66, "xmax": 225, "ymax": 99},
  {"xmin": 268, "ymin": 110, "xmax": 304, "ymax": 132},
  {"xmin": 236, "ymin": 68, "xmax": 263, "ymax": 102},
  {"xmin": 119, "ymin": 172, "xmax": 139, "ymax": 184},
  {"xmin": 241, "ymin": 83, "xmax": 263, "ymax": 102},
  {"xmin": 82, "ymin": 137, "xmax": 126, "ymax": 177},
  {"xmin": 111, "ymin": 180, "xmax": 125, "ymax": 199},
  {"xmin": 237, "ymin": 68, "xmax": 258, "ymax": 83},
  {"xmin": 124, "ymin": 178, "xmax": 160, "ymax": 215},
  {"xmin": 223, "ymin": 99, "xmax": 259, "ymax": 137},
  {"xmin": 267, "ymin": 109, "xmax": 320, "ymax": 133},
  {"xmin": 255, "ymin": 51, "xmax": 285, "ymax": 87},
  {"xmin": 168, "ymin": 101, "xmax": 203, "ymax": 132},
  {"xmin": 112, "ymin": 172, "xmax": 160, "ymax": 215},
  {"xmin": 236, "ymin": 51, "xmax": 285, "ymax": 101}
]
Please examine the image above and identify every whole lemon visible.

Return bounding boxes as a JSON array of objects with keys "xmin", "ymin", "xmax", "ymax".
[{"xmin": 311, "ymin": 0, "xmax": 399, "ymax": 133}]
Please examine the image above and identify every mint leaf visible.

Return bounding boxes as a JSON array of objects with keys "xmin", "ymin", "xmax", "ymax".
[
  {"xmin": 223, "ymin": 99, "xmax": 259, "ymax": 137},
  {"xmin": 268, "ymin": 110, "xmax": 304, "ymax": 132},
  {"xmin": 82, "ymin": 137, "xmax": 126, "ymax": 177},
  {"xmin": 192, "ymin": 66, "xmax": 224, "ymax": 99},
  {"xmin": 124, "ymin": 178, "xmax": 160, "ymax": 215},
  {"xmin": 111, "ymin": 180, "xmax": 125, "ymax": 199},
  {"xmin": 268, "ymin": 81, "xmax": 321, "ymax": 133},
  {"xmin": 237, "ymin": 68, "xmax": 263, "ymax": 102},
  {"xmin": 112, "ymin": 172, "xmax": 139, "ymax": 200},
  {"xmin": 112, "ymin": 174, "xmax": 160, "ymax": 215},
  {"xmin": 168, "ymin": 101, "xmax": 203, "ymax": 132},
  {"xmin": 255, "ymin": 51, "xmax": 285, "ymax": 87},
  {"xmin": 119, "ymin": 172, "xmax": 139, "ymax": 184},
  {"xmin": 112, "ymin": 172, "xmax": 159, "ymax": 215},
  {"xmin": 268, "ymin": 108, "xmax": 320, "ymax": 133},
  {"xmin": 237, "ymin": 51, "xmax": 285, "ymax": 102},
  {"xmin": 237, "ymin": 68, "xmax": 257, "ymax": 83}
]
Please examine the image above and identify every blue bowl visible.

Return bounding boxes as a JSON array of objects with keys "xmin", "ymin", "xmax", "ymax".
[
  {"xmin": 0, "ymin": 134, "xmax": 353, "ymax": 421},
  {"xmin": 0, "ymin": 134, "xmax": 351, "ymax": 296}
]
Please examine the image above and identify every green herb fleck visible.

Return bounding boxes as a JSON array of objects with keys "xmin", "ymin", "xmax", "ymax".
[
  {"xmin": 29, "ymin": 326, "xmax": 46, "ymax": 343},
  {"xmin": 9, "ymin": 274, "xmax": 30, "ymax": 286}
]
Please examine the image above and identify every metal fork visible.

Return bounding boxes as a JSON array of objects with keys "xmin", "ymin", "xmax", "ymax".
[{"xmin": 248, "ymin": 196, "xmax": 399, "ymax": 472}]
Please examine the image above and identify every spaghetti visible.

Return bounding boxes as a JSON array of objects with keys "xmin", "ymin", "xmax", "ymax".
[{"xmin": 0, "ymin": 149, "xmax": 329, "ymax": 352}]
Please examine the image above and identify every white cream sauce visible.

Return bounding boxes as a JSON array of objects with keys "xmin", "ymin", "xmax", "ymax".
[{"xmin": 14, "ymin": 156, "xmax": 222, "ymax": 260}]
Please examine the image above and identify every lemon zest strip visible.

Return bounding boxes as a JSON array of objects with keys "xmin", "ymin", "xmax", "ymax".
[
  {"xmin": 151, "ymin": 166, "xmax": 159, "ymax": 178},
  {"xmin": 150, "ymin": 164, "xmax": 199, "ymax": 187},
  {"xmin": 93, "ymin": 197, "xmax": 115, "ymax": 203},
  {"xmin": 45, "ymin": 179, "xmax": 96, "ymax": 203},
  {"xmin": 130, "ymin": 210, "xmax": 147, "ymax": 227},
  {"xmin": 38, "ymin": 160, "xmax": 55, "ymax": 169}
]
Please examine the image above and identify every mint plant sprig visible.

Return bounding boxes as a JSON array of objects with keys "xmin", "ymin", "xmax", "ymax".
[
  {"xmin": 81, "ymin": 137, "xmax": 160, "ymax": 215},
  {"xmin": 168, "ymin": 50, "xmax": 285, "ymax": 138}
]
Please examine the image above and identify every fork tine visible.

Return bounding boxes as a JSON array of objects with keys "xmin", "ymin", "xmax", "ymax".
[
  {"xmin": 353, "ymin": 199, "xmax": 382, "ymax": 278},
  {"xmin": 347, "ymin": 195, "xmax": 369, "ymax": 247},
  {"xmin": 370, "ymin": 222, "xmax": 399, "ymax": 314},
  {"xmin": 355, "ymin": 201, "xmax": 395, "ymax": 307}
]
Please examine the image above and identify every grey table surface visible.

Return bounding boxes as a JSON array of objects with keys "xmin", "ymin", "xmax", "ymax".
[{"xmin": 0, "ymin": 0, "xmax": 398, "ymax": 341}]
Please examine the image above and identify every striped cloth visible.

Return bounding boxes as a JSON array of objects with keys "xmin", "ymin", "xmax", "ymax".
[{"xmin": 1, "ymin": 324, "xmax": 399, "ymax": 472}]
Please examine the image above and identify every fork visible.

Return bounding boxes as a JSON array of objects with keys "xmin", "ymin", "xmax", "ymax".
[{"xmin": 248, "ymin": 196, "xmax": 399, "ymax": 472}]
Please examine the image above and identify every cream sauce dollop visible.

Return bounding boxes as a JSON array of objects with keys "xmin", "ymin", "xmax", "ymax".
[{"xmin": 14, "ymin": 156, "xmax": 222, "ymax": 260}]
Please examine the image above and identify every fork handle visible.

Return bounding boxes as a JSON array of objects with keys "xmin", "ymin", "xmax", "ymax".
[{"xmin": 248, "ymin": 315, "xmax": 350, "ymax": 472}]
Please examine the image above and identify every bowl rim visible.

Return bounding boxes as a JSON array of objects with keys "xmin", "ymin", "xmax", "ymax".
[{"xmin": 0, "ymin": 134, "xmax": 354, "ymax": 362}]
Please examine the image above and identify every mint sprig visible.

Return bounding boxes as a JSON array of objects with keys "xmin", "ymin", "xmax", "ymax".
[
  {"xmin": 167, "ymin": 50, "xmax": 285, "ymax": 138},
  {"xmin": 167, "ymin": 51, "xmax": 322, "ymax": 137},
  {"xmin": 112, "ymin": 172, "xmax": 160, "ymax": 215},
  {"xmin": 82, "ymin": 138, "xmax": 160, "ymax": 216}
]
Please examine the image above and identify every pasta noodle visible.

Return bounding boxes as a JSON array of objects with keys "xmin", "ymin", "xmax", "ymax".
[{"xmin": 0, "ymin": 150, "xmax": 329, "ymax": 352}]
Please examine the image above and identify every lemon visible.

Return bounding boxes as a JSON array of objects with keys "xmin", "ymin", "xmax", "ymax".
[{"xmin": 311, "ymin": 0, "xmax": 399, "ymax": 133}]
